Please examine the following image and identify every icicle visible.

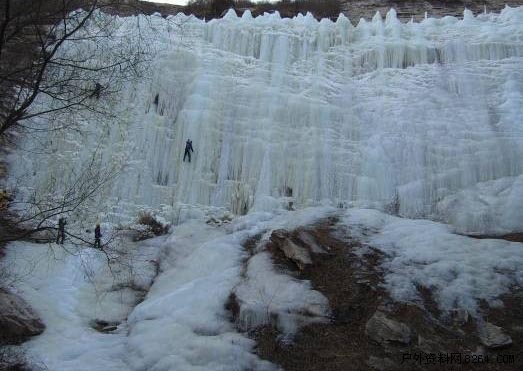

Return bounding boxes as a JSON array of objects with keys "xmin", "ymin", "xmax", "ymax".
[
  {"xmin": 335, "ymin": 13, "xmax": 350, "ymax": 26},
  {"xmin": 385, "ymin": 8, "xmax": 401, "ymax": 32},
  {"xmin": 241, "ymin": 10, "xmax": 253, "ymax": 20},
  {"xmin": 223, "ymin": 9, "xmax": 238, "ymax": 20},
  {"xmin": 463, "ymin": 8, "xmax": 474, "ymax": 23},
  {"xmin": 372, "ymin": 11, "xmax": 382, "ymax": 23},
  {"xmin": 304, "ymin": 12, "xmax": 316, "ymax": 26},
  {"xmin": 385, "ymin": 8, "xmax": 398, "ymax": 22}
]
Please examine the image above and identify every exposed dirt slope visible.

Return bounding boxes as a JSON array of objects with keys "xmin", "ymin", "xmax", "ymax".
[{"xmin": 242, "ymin": 217, "xmax": 522, "ymax": 371}]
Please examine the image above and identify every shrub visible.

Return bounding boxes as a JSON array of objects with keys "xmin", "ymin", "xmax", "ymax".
[{"xmin": 135, "ymin": 211, "xmax": 169, "ymax": 240}]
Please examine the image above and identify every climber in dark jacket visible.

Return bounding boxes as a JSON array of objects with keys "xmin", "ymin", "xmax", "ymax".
[
  {"xmin": 56, "ymin": 217, "xmax": 66, "ymax": 244},
  {"xmin": 94, "ymin": 224, "xmax": 102, "ymax": 249},
  {"xmin": 183, "ymin": 139, "xmax": 194, "ymax": 162},
  {"xmin": 90, "ymin": 82, "xmax": 102, "ymax": 99}
]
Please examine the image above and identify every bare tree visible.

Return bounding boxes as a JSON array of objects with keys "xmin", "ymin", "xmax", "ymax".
[
  {"xmin": 0, "ymin": 0, "xmax": 154, "ymax": 244},
  {"xmin": 0, "ymin": 0, "xmax": 148, "ymax": 139},
  {"xmin": 2, "ymin": 150, "xmax": 119, "ymax": 242}
]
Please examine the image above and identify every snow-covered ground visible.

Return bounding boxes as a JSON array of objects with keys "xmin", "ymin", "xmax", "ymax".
[
  {"xmin": 341, "ymin": 208, "xmax": 523, "ymax": 317},
  {"xmin": 3, "ymin": 208, "xmax": 334, "ymax": 370},
  {"xmin": 5, "ymin": 206, "xmax": 523, "ymax": 369}
]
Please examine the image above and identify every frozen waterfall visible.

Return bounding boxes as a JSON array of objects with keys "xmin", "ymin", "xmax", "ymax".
[{"xmin": 8, "ymin": 7, "xmax": 523, "ymax": 233}]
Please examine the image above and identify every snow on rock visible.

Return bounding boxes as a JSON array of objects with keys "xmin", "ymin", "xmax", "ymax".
[
  {"xmin": 124, "ymin": 220, "xmax": 272, "ymax": 371},
  {"xmin": 1, "ymin": 240, "xmax": 159, "ymax": 371},
  {"xmin": 296, "ymin": 230, "xmax": 328, "ymax": 253},
  {"xmin": 436, "ymin": 175, "xmax": 523, "ymax": 235},
  {"xmin": 235, "ymin": 252, "xmax": 329, "ymax": 335},
  {"xmin": 341, "ymin": 208, "xmax": 523, "ymax": 316},
  {"xmin": 2, "ymin": 208, "xmax": 332, "ymax": 370},
  {"xmin": 126, "ymin": 208, "xmax": 332, "ymax": 369}
]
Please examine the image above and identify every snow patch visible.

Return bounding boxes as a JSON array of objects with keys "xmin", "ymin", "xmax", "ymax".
[{"xmin": 341, "ymin": 209, "xmax": 523, "ymax": 316}]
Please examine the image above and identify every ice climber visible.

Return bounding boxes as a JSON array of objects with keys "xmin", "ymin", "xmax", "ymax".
[
  {"xmin": 94, "ymin": 223, "xmax": 102, "ymax": 249},
  {"xmin": 90, "ymin": 82, "xmax": 102, "ymax": 99},
  {"xmin": 56, "ymin": 217, "xmax": 66, "ymax": 244},
  {"xmin": 183, "ymin": 139, "xmax": 194, "ymax": 162}
]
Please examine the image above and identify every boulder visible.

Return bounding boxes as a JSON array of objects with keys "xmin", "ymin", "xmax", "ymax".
[
  {"xmin": 0, "ymin": 289, "xmax": 45, "ymax": 344},
  {"xmin": 296, "ymin": 230, "xmax": 328, "ymax": 253},
  {"xmin": 270, "ymin": 230, "xmax": 312, "ymax": 270},
  {"xmin": 92, "ymin": 319, "xmax": 121, "ymax": 333},
  {"xmin": 451, "ymin": 308, "xmax": 469, "ymax": 326},
  {"xmin": 417, "ymin": 335, "xmax": 446, "ymax": 354},
  {"xmin": 368, "ymin": 356, "xmax": 400, "ymax": 371},
  {"xmin": 480, "ymin": 322, "xmax": 512, "ymax": 349},
  {"xmin": 281, "ymin": 239, "xmax": 312, "ymax": 270},
  {"xmin": 365, "ymin": 311, "xmax": 411, "ymax": 345},
  {"xmin": 270, "ymin": 229, "xmax": 288, "ymax": 242}
]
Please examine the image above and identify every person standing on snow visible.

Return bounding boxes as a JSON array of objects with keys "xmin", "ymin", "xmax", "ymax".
[
  {"xmin": 56, "ymin": 217, "xmax": 66, "ymax": 244},
  {"xmin": 183, "ymin": 139, "xmax": 194, "ymax": 162},
  {"xmin": 90, "ymin": 82, "xmax": 103, "ymax": 99},
  {"xmin": 94, "ymin": 223, "xmax": 102, "ymax": 249}
]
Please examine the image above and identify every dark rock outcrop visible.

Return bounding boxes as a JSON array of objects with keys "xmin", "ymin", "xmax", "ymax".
[
  {"xmin": 365, "ymin": 311, "xmax": 412, "ymax": 345},
  {"xmin": 367, "ymin": 355, "xmax": 400, "ymax": 371},
  {"xmin": 270, "ymin": 229, "xmax": 312, "ymax": 270},
  {"xmin": 342, "ymin": 0, "xmax": 523, "ymax": 23},
  {"xmin": 0, "ymin": 289, "xmax": 45, "ymax": 344},
  {"xmin": 480, "ymin": 322, "xmax": 513, "ymax": 349}
]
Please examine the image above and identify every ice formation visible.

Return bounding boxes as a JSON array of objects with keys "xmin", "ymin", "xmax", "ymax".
[
  {"xmin": 4, "ymin": 6, "xmax": 523, "ymax": 371},
  {"xmin": 7, "ymin": 7, "xmax": 523, "ymax": 234}
]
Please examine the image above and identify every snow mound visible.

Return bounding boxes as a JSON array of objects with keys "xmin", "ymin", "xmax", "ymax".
[
  {"xmin": 341, "ymin": 209, "xmax": 523, "ymax": 316},
  {"xmin": 235, "ymin": 252, "xmax": 329, "ymax": 335},
  {"xmin": 436, "ymin": 175, "xmax": 523, "ymax": 235},
  {"xmin": 3, "ymin": 208, "xmax": 332, "ymax": 370}
]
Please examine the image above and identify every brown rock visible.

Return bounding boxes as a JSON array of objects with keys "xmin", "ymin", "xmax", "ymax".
[
  {"xmin": 368, "ymin": 356, "xmax": 400, "ymax": 371},
  {"xmin": 281, "ymin": 239, "xmax": 312, "ymax": 270},
  {"xmin": 480, "ymin": 322, "xmax": 512, "ymax": 349},
  {"xmin": 0, "ymin": 289, "xmax": 45, "ymax": 344},
  {"xmin": 270, "ymin": 229, "xmax": 288, "ymax": 242},
  {"xmin": 270, "ymin": 229, "xmax": 313, "ymax": 270},
  {"xmin": 365, "ymin": 311, "xmax": 411, "ymax": 345},
  {"xmin": 451, "ymin": 308, "xmax": 469, "ymax": 326},
  {"xmin": 101, "ymin": 325, "xmax": 118, "ymax": 332}
]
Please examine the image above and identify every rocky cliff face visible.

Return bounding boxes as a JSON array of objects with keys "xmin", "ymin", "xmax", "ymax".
[
  {"xmin": 342, "ymin": 0, "xmax": 523, "ymax": 22},
  {"xmin": 136, "ymin": 0, "xmax": 523, "ymax": 21}
]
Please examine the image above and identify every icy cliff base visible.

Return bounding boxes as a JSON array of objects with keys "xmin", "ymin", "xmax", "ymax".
[
  {"xmin": 8, "ymin": 7, "xmax": 523, "ymax": 234},
  {"xmin": 436, "ymin": 175, "xmax": 523, "ymax": 234},
  {"xmin": 4, "ymin": 207, "xmax": 523, "ymax": 370},
  {"xmin": 3, "ymin": 208, "xmax": 333, "ymax": 371}
]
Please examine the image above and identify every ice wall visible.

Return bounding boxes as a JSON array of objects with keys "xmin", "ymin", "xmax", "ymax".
[{"xmin": 9, "ymin": 8, "xmax": 523, "ymax": 231}]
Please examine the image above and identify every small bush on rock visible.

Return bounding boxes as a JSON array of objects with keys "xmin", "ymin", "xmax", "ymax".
[{"xmin": 134, "ymin": 211, "xmax": 169, "ymax": 241}]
